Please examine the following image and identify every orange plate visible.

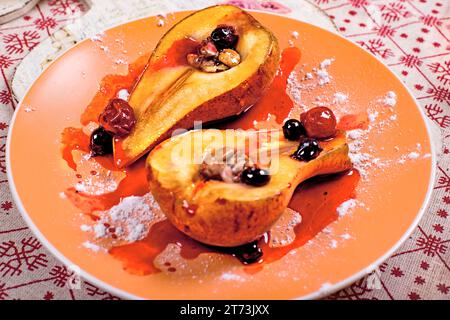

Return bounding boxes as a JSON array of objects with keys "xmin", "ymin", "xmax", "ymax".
[{"xmin": 7, "ymin": 11, "xmax": 435, "ymax": 299}]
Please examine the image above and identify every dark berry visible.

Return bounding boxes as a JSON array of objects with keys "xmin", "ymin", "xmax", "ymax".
[
  {"xmin": 241, "ymin": 167, "xmax": 271, "ymax": 187},
  {"xmin": 99, "ymin": 99, "xmax": 136, "ymax": 137},
  {"xmin": 233, "ymin": 241, "xmax": 263, "ymax": 264},
  {"xmin": 90, "ymin": 127, "xmax": 113, "ymax": 157},
  {"xmin": 211, "ymin": 25, "xmax": 239, "ymax": 50},
  {"xmin": 300, "ymin": 107, "xmax": 337, "ymax": 139},
  {"xmin": 283, "ymin": 119, "xmax": 306, "ymax": 141},
  {"xmin": 292, "ymin": 137, "xmax": 322, "ymax": 162}
]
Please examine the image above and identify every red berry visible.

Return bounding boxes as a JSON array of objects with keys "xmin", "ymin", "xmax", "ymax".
[
  {"xmin": 300, "ymin": 107, "xmax": 337, "ymax": 139},
  {"xmin": 99, "ymin": 99, "xmax": 136, "ymax": 137}
]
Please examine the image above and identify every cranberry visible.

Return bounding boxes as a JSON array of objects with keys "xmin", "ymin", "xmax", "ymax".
[
  {"xmin": 283, "ymin": 119, "xmax": 306, "ymax": 141},
  {"xmin": 292, "ymin": 137, "xmax": 322, "ymax": 162},
  {"xmin": 300, "ymin": 107, "xmax": 337, "ymax": 139},
  {"xmin": 211, "ymin": 25, "xmax": 239, "ymax": 50},
  {"xmin": 90, "ymin": 127, "xmax": 113, "ymax": 157},
  {"xmin": 241, "ymin": 167, "xmax": 270, "ymax": 187},
  {"xmin": 99, "ymin": 99, "xmax": 136, "ymax": 137},
  {"xmin": 233, "ymin": 241, "xmax": 263, "ymax": 264}
]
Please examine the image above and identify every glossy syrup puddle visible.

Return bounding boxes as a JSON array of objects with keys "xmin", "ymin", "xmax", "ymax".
[
  {"xmin": 109, "ymin": 170, "xmax": 359, "ymax": 275},
  {"xmin": 61, "ymin": 46, "xmax": 360, "ymax": 276}
]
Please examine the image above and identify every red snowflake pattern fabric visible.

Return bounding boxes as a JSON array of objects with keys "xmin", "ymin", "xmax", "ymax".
[
  {"xmin": 0, "ymin": 0, "xmax": 449, "ymax": 300},
  {"xmin": 0, "ymin": 0, "xmax": 116, "ymax": 300}
]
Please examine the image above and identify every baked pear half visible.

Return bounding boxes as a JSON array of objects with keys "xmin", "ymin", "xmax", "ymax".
[
  {"xmin": 114, "ymin": 5, "xmax": 280, "ymax": 167},
  {"xmin": 147, "ymin": 129, "xmax": 352, "ymax": 247}
]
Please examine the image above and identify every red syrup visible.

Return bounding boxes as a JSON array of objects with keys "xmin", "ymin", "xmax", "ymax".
[
  {"xmin": 109, "ymin": 169, "xmax": 360, "ymax": 275},
  {"xmin": 61, "ymin": 38, "xmax": 200, "ymax": 217},
  {"xmin": 80, "ymin": 54, "xmax": 149, "ymax": 126},
  {"xmin": 337, "ymin": 113, "xmax": 369, "ymax": 131},
  {"xmin": 61, "ymin": 45, "xmax": 359, "ymax": 275},
  {"xmin": 149, "ymin": 37, "xmax": 199, "ymax": 72},
  {"xmin": 219, "ymin": 46, "xmax": 302, "ymax": 130}
]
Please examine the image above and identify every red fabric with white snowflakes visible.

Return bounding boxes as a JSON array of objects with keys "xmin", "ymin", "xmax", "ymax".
[
  {"xmin": 0, "ymin": 0, "xmax": 449, "ymax": 300},
  {"xmin": 0, "ymin": 0, "xmax": 119, "ymax": 300}
]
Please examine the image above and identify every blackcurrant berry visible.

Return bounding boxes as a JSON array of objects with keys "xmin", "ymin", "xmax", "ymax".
[
  {"xmin": 241, "ymin": 167, "xmax": 271, "ymax": 187},
  {"xmin": 90, "ymin": 127, "xmax": 113, "ymax": 157},
  {"xmin": 211, "ymin": 25, "xmax": 239, "ymax": 50},
  {"xmin": 233, "ymin": 241, "xmax": 263, "ymax": 264},
  {"xmin": 292, "ymin": 137, "xmax": 322, "ymax": 162},
  {"xmin": 283, "ymin": 119, "xmax": 306, "ymax": 141}
]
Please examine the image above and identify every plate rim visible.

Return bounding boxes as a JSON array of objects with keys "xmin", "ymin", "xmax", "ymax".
[{"xmin": 6, "ymin": 10, "xmax": 437, "ymax": 300}]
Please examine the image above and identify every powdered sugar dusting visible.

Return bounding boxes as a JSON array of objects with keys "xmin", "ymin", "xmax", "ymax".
[
  {"xmin": 320, "ymin": 58, "xmax": 334, "ymax": 69},
  {"xmin": 347, "ymin": 129, "xmax": 372, "ymax": 178},
  {"xmin": 71, "ymin": 151, "xmax": 125, "ymax": 196},
  {"xmin": 80, "ymin": 224, "xmax": 91, "ymax": 232},
  {"xmin": 368, "ymin": 111, "xmax": 379, "ymax": 123},
  {"xmin": 114, "ymin": 58, "xmax": 127, "ymax": 65},
  {"xmin": 103, "ymin": 193, "xmax": 164, "ymax": 242},
  {"xmin": 397, "ymin": 143, "xmax": 426, "ymax": 164},
  {"xmin": 220, "ymin": 273, "xmax": 246, "ymax": 282},
  {"xmin": 347, "ymin": 129, "xmax": 365, "ymax": 140},
  {"xmin": 333, "ymin": 92, "xmax": 348, "ymax": 104},
  {"xmin": 82, "ymin": 241, "xmax": 104, "ymax": 253},
  {"xmin": 337, "ymin": 199, "xmax": 358, "ymax": 217},
  {"xmin": 287, "ymin": 72, "xmax": 302, "ymax": 106},
  {"xmin": 316, "ymin": 58, "xmax": 334, "ymax": 86},
  {"xmin": 407, "ymin": 151, "xmax": 420, "ymax": 159},
  {"xmin": 80, "ymin": 193, "xmax": 165, "ymax": 251},
  {"xmin": 341, "ymin": 233, "xmax": 352, "ymax": 240},
  {"xmin": 329, "ymin": 240, "xmax": 338, "ymax": 249},
  {"xmin": 269, "ymin": 208, "xmax": 302, "ymax": 247},
  {"xmin": 24, "ymin": 106, "xmax": 36, "ymax": 113},
  {"xmin": 93, "ymin": 223, "xmax": 107, "ymax": 238},
  {"xmin": 126, "ymin": 223, "xmax": 146, "ymax": 243},
  {"xmin": 381, "ymin": 91, "xmax": 397, "ymax": 107},
  {"xmin": 316, "ymin": 68, "xmax": 331, "ymax": 86}
]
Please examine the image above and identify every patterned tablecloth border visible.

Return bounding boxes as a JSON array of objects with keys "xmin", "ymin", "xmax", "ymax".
[{"xmin": 0, "ymin": 0, "xmax": 449, "ymax": 300}]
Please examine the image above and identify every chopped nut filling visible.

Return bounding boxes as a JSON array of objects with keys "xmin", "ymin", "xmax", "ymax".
[
  {"xmin": 186, "ymin": 25, "xmax": 241, "ymax": 73},
  {"xmin": 218, "ymin": 49, "xmax": 241, "ymax": 67},
  {"xmin": 200, "ymin": 148, "xmax": 251, "ymax": 183}
]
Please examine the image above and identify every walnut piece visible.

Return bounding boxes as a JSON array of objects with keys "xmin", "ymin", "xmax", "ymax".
[{"xmin": 200, "ymin": 148, "xmax": 251, "ymax": 183}]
